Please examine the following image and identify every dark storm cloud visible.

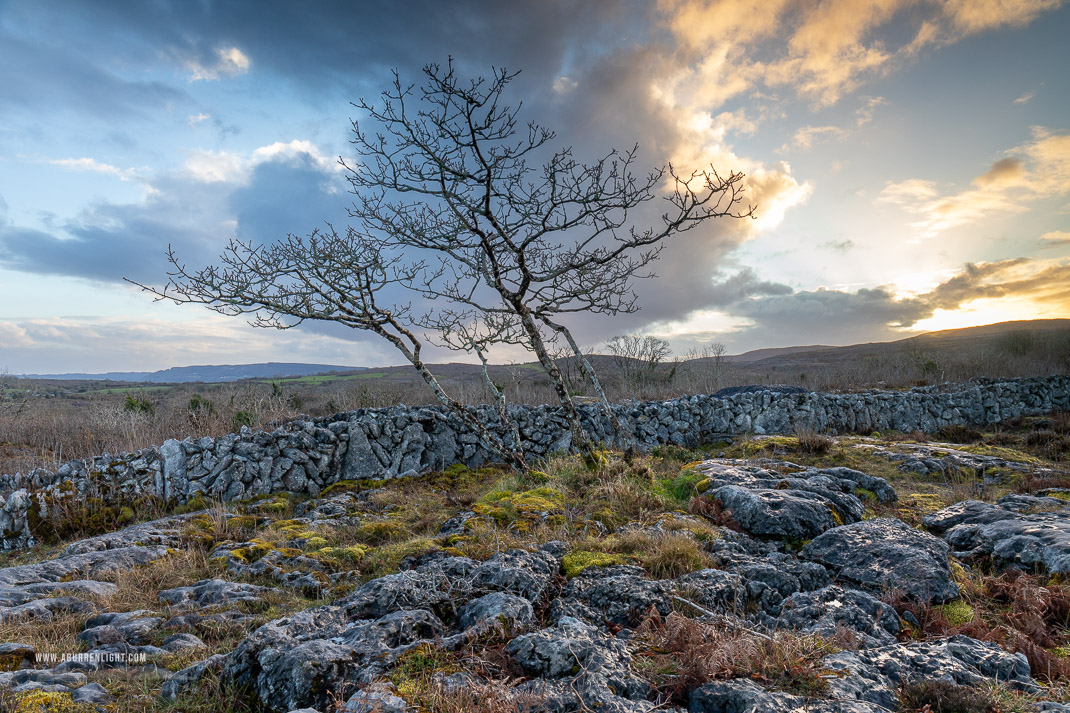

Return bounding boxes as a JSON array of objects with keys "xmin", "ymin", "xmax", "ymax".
[
  {"xmin": 716, "ymin": 258, "xmax": 1070, "ymax": 349},
  {"xmin": 0, "ymin": 27, "xmax": 187, "ymax": 122},
  {"xmin": 1, "ymin": 0, "xmax": 808, "ymax": 350},
  {"xmin": 227, "ymin": 155, "xmax": 348, "ymax": 243},
  {"xmin": 4, "ymin": 0, "xmax": 641, "ymax": 98}
]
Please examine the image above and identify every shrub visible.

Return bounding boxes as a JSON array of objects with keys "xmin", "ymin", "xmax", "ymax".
[
  {"xmin": 794, "ymin": 427, "xmax": 833, "ymax": 455},
  {"xmin": 122, "ymin": 394, "xmax": 154, "ymax": 414}
]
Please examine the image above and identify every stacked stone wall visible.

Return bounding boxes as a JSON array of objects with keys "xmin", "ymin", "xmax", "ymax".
[{"xmin": 1, "ymin": 375, "xmax": 1067, "ymax": 550}]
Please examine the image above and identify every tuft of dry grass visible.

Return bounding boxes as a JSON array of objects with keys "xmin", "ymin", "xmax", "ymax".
[
  {"xmin": 0, "ymin": 612, "xmax": 89, "ymax": 658},
  {"xmin": 898, "ymin": 678, "xmax": 1000, "ymax": 713},
  {"xmin": 101, "ymin": 546, "xmax": 213, "ymax": 611},
  {"xmin": 688, "ymin": 495, "xmax": 744, "ymax": 533},
  {"xmin": 638, "ymin": 532, "xmax": 712, "ymax": 579},
  {"xmin": 793, "ymin": 427, "xmax": 834, "ymax": 455}
]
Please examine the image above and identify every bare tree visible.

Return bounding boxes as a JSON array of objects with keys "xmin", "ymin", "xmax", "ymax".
[
  {"xmin": 130, "ymin": 227, "xmax": 527, "ymax": 469},
  {"xmin": 605, "ymin": 334, "xmax": 673, "ymax": 397},
  {"xmin": 136, "ymin": 61, "xmax": 753, "ymax": 465},
  {"xmin": 345, "ymin": 60, "xmax": 754, "ymax": 457}
]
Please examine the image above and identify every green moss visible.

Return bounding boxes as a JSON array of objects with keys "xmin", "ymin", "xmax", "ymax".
[
  {"xmin": 562, "ymin": 550, "xmax": 628, "ymax": 578},
  {"xmin": 853, "ymin": 487, "xmax": 878, "ymax": 503},
  {"xmin": 225, "ymin": 515, "xmax": 257, "ymax": 530},
  {"xmin": 8, "ymin": 690, "xmax": 97, "ymax": 713},
  {"xmin": 319, "ymin": 479, "xmax": 359, "ymax": 497},
  {"xmin": 361, "ymin": 538, "xmax": 441, "ymax": 577},
  {"xmin": 949, "ymin": 560, "xmax": 971, "ymax": 585},
  {"xmin": 1048, "ymin": 492, "xmax": 1070, "ymax": 502},
  {"xmin": 938, "ymin": 599, "xmax": 975, "ymax": 626},
  {"xmin": 355, "ymin": 520, "xmax": 409, "ymax": 544},
  {"xmin": 176, "ymin": 495, "xmax": 211, "ymax": 514},
  {"xmin": 957, "ymin": 444, "xmax": 1041, "ymax": 465},
  {"xmin": 474, "ymin": 487, "xmax": 564, "ymax": 525},
  {"xmin": 318, "ymin": 545, "xmax": 368, "ymax": 565}
]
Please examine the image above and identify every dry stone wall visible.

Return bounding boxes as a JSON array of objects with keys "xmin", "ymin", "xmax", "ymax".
[{"xmin": 1, "ymin": 375, "xmax": 1067, "ymax": 550}]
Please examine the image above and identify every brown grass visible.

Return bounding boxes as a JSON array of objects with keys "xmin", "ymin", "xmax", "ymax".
[
  {"xmin": 898, "ymin": 679, "xmax": 999, "ymax": 713},
  {"xmin": 793, "ymin": 427, "xmax": 834, "ymax": 455},
  {"xmin": 888, "ymin": 570, "xmax": 1070, "ymax": 684},
  {"xmin": 633, "ymin": 611, "xmax": 838, "ymax": 705}
]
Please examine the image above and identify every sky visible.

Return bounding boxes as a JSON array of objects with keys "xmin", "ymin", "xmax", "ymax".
[{"xmin": 1, "ymin": 0, "xmax": 1069, "ymax": 374}]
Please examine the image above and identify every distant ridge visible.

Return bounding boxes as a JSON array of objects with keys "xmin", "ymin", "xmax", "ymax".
[{"xmin": 21, "ymin": 362, "xmax": 364, "ymax": 384}]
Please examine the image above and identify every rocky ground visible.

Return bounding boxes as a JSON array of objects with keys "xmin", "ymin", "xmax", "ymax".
[{"xmin": 0, "ymin": 415, "xmax": 1069, "ymax": 712}]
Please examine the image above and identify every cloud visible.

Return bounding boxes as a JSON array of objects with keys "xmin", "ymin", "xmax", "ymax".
[
  {"xmin": 0, "ymin": 27, "xmax": 188, "ymax": 124},
  {"xmin": 678, "ymin": 256, "xmax": 1070, "ymax": 349},
  {"xmin": 184, "ymin": 47, "xmax": 251, "ymax": 81},
  {"xmin": 820, "ymin": 239, "xmax": 856, "ymax": 252},
  {"xmin": 942, "ymin": 0, "xmax": 1064, "ymax": 34},
  {"xmin": 786, "ymin": 95, "xmax": 886, "ymax": 151},
  {"xmin": 792, "ymin": 125, "xmax": 847, "ymax": 150},
  {"xmin": 49, "ymin": 157, "xmax": 144, "ymax": 183},
  {"xmin": 1040, "ymin": 230, "xmax": 1070, "ymax": 244},
  {"xmin": 973, "ymin": 156, "xmax": 1027, "ymax": 188},
  {"xmin": 881, "ymin": 127, "xmax": 1070, "ymax": 236},
  {"xmin": 1014, "ymin": 91, "xmax": 1035, "ymax": 104},
  {"xmin": 188, "ymin": 112, "xmax": 211, "ymax": 127},
  {"xmin": 0, "ymin": 315, "xmax": 391, "ymax": 374},
  {"xmin": 185, "ymin": 140, "xmax": 340, "ymax": 184},
  {"xmin": 0, "ymin": 144, "xmax": 347, "ymax": 284},
  {"xmin": 656, "ymin": 0, "xmax": 1064, "ymax": 107},
  {"xmin": 552, "ymin": 76, "xmax": 578, "ymax": 94}
]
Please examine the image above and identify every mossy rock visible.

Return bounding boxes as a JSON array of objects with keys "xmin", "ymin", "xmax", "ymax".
[
  {"xmin": 957, "ymin": 444, "xmax": 1041, "ymax": 465},
  {"xmin": 228, "ymin": 541, "xmax": 275, "ymax": 564},
  {"xmin": 562, "ymin": 550, "xmax": 628, "ymax": 578},
  {"xmin": 474, "ymin": 487, "xmax": 564, "ymax": 524},
  {"xmin": 8, "ymin": 690, "xmax": 97, "ymax": 713},
  {"xmin": 319, "ymin": 480, "xmax": 360, "ymax": 497}
]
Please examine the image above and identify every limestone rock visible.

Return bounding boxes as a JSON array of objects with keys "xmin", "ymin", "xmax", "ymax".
[{"xmin": 801, "ymin": 518, "xmax": 959, "ymax": 603}]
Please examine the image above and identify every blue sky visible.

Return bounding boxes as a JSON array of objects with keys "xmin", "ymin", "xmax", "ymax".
[{"xmin": 1, "ymin": 0, "xmax": 1068, "ymax": 373}]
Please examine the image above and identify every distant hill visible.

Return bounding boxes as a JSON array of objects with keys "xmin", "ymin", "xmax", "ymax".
[
  {"xmin": 723, "ymin": 319, "xmax": 1070, "ymax": 370},
  {"xmin": 22, "ymin": 362, "xmax": 364, "ymax": 383},
  {"xmin": 17, "ymin": 319, "xmax": 1069, "ymax": 388}
]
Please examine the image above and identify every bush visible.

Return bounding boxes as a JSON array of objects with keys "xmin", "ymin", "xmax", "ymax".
[
  {"xmin": 122, "ymin": 394, "xmax": 154, "ymax": 414},
  {"xmin": 794, "ymin": 427, "xmax": 833, "ymax": 455}
]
